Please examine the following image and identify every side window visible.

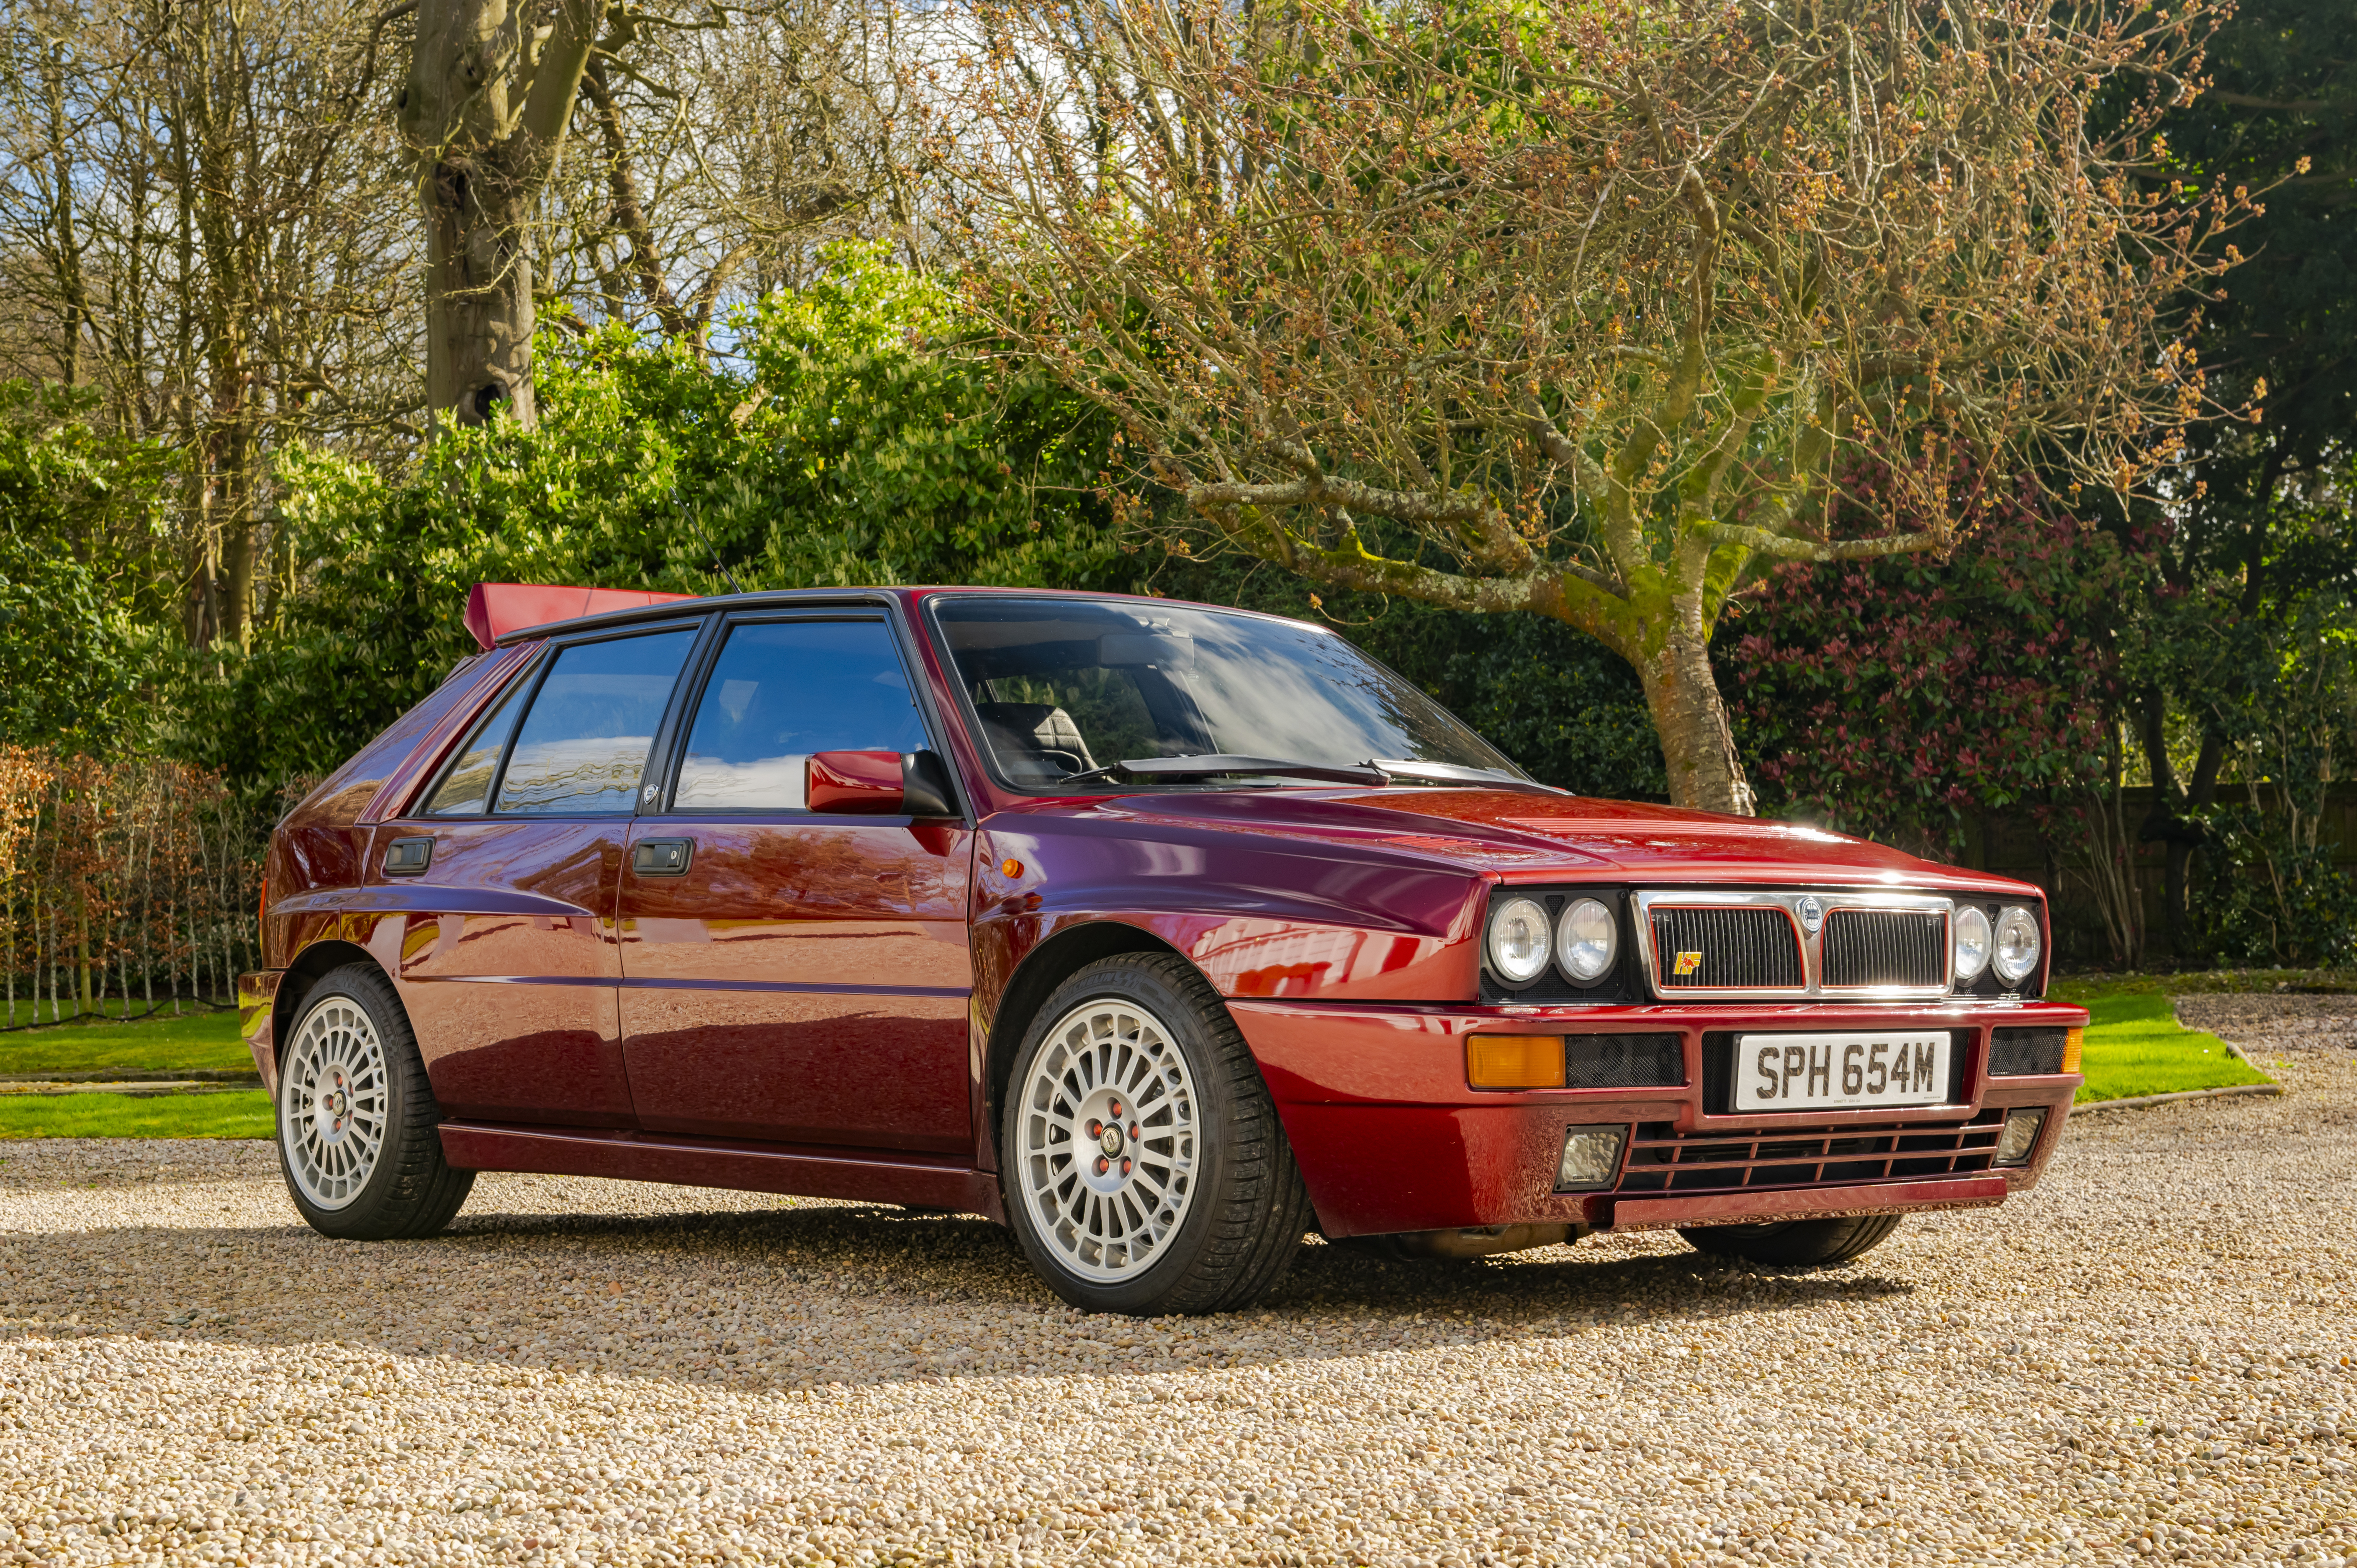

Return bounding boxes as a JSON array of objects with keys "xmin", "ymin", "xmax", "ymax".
[
  {"xmin": 422, "ymin": 671, "xmax": 530, "ymax": 815},
  {"xmin": 673, "ymin": 619, "xmax": 929, "ymax": 810},
  {"xmin": 495, "ymin": 630, "xmax": 698, "ymax": 815}
]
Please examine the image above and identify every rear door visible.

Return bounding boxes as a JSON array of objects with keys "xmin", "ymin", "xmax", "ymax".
[
  {"xmin": 383, "ymin": 621, "xmax": 703, "ymax": 1125},
  {"xmin": 617, "ymin": 612, "xmax": 975, "ymax": 1151}
]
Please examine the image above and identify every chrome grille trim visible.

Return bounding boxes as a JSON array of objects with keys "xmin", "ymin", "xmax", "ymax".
[{"xmin": 1631, "ymin": 889, "xmax": 1955, "ymax": 1001}]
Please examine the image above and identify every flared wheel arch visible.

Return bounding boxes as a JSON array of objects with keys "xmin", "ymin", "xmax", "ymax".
[
  {"xmin": 984, "ymin": 923, "xmax": 1239, "ymax": 1178},
  {"xmin": 271, "ymin": 941, "xmax": 384, "ymax": 1078}
]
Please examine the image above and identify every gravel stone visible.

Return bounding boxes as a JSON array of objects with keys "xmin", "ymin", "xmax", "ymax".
[
  {"xmin": 2177, "ymin": 994, "xmax": 2357, "ymax": 1054},
  {"xmin": 2, "ymin": 1051, "xmax": 2352, "ymax": 1566}
]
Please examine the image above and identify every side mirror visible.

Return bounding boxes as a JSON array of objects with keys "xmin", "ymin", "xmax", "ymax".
[
  {"xmin": 806, "ymin": 749, "xmax": 960, "ymax": 818},
  {"xmin": 900, "ymin": 749, "xmax": 958, "ymax": 818}
]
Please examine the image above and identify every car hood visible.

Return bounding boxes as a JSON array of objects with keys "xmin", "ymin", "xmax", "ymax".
[{"xmin": 1062, "ymin": 786, "xmax": 2034, "ymax": 896}]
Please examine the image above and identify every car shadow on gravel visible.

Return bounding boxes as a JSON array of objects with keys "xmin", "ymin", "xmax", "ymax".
[
  {"xmin": 3, "ymin": 1195, "xmax": 1915, "ymax": 1397},
  {"xmin": 1276, "ymin": 1236, "xmax": 1915, "ymax": 1319}
]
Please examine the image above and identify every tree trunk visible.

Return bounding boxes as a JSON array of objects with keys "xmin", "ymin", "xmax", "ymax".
[
  {"xmin": 402, "ymin": 0, "xmax": 605, "ymax": 431},
  {"xmin": 1634, "ymin": 622, "xmax": 1757, "ymax": 816},
  {"xmin": 423, "ymin": 151, "xmax": 540, "ymax": 426}
]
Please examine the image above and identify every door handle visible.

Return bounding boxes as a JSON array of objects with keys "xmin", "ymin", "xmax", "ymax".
[
  {"xmin": 631, "ymin": 838, "xmax": 694, "ymax": 877},
  {"xmin": 383, "ymin": 836, "xmax": 433, "ymax": 876}
]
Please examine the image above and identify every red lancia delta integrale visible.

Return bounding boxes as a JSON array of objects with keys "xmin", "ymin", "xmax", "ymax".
[{"xmin": 243, "ymin": 584, "xmax": 2086, "ymax": 1314}]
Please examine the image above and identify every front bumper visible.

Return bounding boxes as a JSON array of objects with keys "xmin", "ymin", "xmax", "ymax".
[{"xmin": 1232, "ymin": 997, "xmax": 2083, "ymax": 1240}]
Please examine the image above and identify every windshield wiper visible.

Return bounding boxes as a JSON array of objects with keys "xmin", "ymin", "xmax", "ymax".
[
  {"xmin": 1364, "ymin": 758, "xmax": 1569, "ymax": 796},
  {"xmin": 1056, "ymin": 754, "xmax": 1391, "ymax": 788}
]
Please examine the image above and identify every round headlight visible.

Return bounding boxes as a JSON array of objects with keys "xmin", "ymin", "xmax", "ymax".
[
  {"xmin": 1993, "ymin": 905, "xmax": 2042, "ymax": 985},
  {"xmin": 1556, "ymin": 897, "xmax": 1618, "ymax": 984},
  {"xmin": 1487, "ymin": 897, "xmax": 1551, "ymax": 984},
  {"xmin": 1952, "ymin": 905, "xmax": 1992, "ymax": 984}
]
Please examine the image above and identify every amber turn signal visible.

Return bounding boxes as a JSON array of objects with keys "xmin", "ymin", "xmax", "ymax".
[
  {"xmin": 1466, "ymin": 1034, "xmax": 1565, "ymax": 1090},
  {"xmin": 1000, "ymin": 858, "xmax": 1024, "ymax": 878},
  {"xmin": 2062, "ymin": 1027, "xmax": 2085, "ymax": 1074}
]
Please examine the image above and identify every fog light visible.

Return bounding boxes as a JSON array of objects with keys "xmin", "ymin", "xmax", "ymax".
[
  {"xmin": 2061, "ymin": 1028, "xmax": 2084, "ymax": 1074},
  {"xmin": 1555, "ymin": 1124, "xmax": 1627, "ymax": 1190},
  {"xmin": 1994, "ymin": 1108, "xmax": 2047, "ymax": 1167},
  {"xmin": 1468, "ymin": 1034, "xmax": 1565, "ymax": 1090}
]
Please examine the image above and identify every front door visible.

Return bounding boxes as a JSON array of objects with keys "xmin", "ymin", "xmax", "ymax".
[{"xmin": 617, "ymin": 614, "xmax": 975, "ymax": 1152}]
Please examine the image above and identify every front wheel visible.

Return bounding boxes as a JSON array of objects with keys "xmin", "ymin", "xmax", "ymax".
[
  {"xmin": 1678, "ymin": 1212, "xmax": 1905, "ymax": 1266},
  {"xmin": 1000, "ymin": 954, "xmax": 1313, "ymax": 1315},
  {"xmin": 277, "ymin": 963, "xmax": 474, "ymax": 1241}
]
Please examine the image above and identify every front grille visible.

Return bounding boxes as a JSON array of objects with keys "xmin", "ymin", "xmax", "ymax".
[
  {"xmin": 1615, "ymin": 1111, "xmax": 2004, "ymax": 1195},
  {"xmin": 1989, "ymin": 1027, "xmax": 2068, "ymax": 1075},
  {"xmin": 1649, "ymin": 907, "xmax": 1804, "ymax": 991},
  {"xmin": 1822, "ymin": 907, "xmax": 1948, "ymax": 989},
  {"xmin": 1564, "ymin": 1033, "xmax": 1684, "ymax": 1088}
]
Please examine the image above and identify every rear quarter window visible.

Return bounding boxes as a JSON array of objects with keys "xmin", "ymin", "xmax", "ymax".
[{"xmin": 496, "ymin": 630, "xmax": 698, "ymax": 814}]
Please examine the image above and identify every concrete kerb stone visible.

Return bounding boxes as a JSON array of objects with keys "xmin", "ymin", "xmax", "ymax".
[{"xmin": 2072, "ymin": 1082, "xmax": 2285, "ymax": 1116}]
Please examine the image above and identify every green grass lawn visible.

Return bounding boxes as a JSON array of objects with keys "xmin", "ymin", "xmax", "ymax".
[
  {"xmin": 0, "ymin": 985, "xmax": 2283, "ymax": 1133},
  {"xmin": 2074, "ymin": 990, "xmax": 2273, "ymax": 1104},
  {"xmin": 0, "ymin": 1009, "xmax": 249, "ymax": 1076},
  {"xmin": 0, "ymin": 1089, "xmax": 273, "ymax": 1139},
  {"xmin": 2050, "ymin": 967, "xmax": 2357, "ymax": 1002}
]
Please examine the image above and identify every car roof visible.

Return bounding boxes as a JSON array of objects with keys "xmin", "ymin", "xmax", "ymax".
[{"xmin": 488, "ymin": 584, "xmax": 1311, "ymax": 646}]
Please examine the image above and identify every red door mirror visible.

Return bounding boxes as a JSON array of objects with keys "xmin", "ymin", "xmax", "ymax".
[{"xmin": 807, "ymin": 751, "xmax": 906, "ymax": 814}]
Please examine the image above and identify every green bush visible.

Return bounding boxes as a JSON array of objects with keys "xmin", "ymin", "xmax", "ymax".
[
  {"xmin": 176, "ymin": 248, "xmax": 1132, "ymax": 789},
  {"xmin": 0, "ymin": 382, "xmax": 175, "ymax": 750},
  {"xmin": 2189, "ymin": 805, "xmax": 2357, "ymax": 967}
]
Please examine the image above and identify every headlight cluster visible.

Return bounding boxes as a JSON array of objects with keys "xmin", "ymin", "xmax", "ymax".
[
  {"xmin": 1953, "ymin": 903, "xmax": 2043, "ymax": 987},
  {"xmin": 1486, "ymin": 895, "xmax": 1619, "ymax": 987}
]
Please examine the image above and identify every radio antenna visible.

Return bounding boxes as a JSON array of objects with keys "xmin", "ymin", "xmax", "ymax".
[{"xmin": 670, "ymin": 482, "xmax": 746, "ymax": 595}]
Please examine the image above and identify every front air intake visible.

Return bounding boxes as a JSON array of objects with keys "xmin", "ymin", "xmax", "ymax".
[
  {"xmin": 1821, "ymin": 907, "xmax": 1948, "ymax": 989},
  {"xmin": 1648, "ymin": 906, "xmax": 1804, "ymax": 992}
]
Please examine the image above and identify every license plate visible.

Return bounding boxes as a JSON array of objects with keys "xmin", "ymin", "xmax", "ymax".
[{"xmin": 1733, "ymin": 1031, "xmax": 1951, "ymax": 1111}]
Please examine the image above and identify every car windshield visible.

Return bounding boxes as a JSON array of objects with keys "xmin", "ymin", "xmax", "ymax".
[{"xmin": 931, "ymin": 596, "xmax": 1525, "ymax": 791}]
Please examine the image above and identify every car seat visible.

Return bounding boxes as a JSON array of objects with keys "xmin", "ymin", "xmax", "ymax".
[{"xmin": 973, "ymin": 702, "xmax": 1097, "ymax": 782}]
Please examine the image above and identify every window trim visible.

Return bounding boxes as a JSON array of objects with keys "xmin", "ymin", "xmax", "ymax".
[
  {"xmin": 407, "ymin": 615, "xmax": 714, "ymax": 822},
  {"xmin": 642, "ymin": 608, "xmax": 958, "ymax": 823},
  {"xmin": 396, "ymin": 643, "xmax": 546, "ymax": 820}
]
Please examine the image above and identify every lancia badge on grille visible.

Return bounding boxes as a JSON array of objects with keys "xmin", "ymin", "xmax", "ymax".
[
  {"xmin": 1673, "ymin": 951, "xmax": 1703, "ymax": 976},
  {"xmin": 1797, "ymin": 895, "xmax": 1825, "ymax": 932}
]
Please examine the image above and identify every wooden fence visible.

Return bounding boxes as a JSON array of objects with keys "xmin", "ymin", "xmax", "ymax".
[{"xmin": 1955, "ymin": 784, "xmax": 2357, "ymax": 967}]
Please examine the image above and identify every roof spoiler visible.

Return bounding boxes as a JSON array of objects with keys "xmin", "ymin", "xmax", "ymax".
[{"xmin": 464, "ymin": 583, "xmax": 700, "ymax": 650}]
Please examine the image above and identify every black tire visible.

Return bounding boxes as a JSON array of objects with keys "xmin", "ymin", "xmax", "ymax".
[
  {"xmin": 275, "ymin": 963, "xmax": 474, "ymax": 1241},
  {"xmin": 1678, "ymin": 1212, "xmax": 1905, "ymax": 1266},
  {"xmin": 999, "ymin": 954, "xmax": 1314, "ymax": 1316}
]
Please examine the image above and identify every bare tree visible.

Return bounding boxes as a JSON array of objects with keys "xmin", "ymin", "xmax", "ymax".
[
  {"xmin": 946, "ymin": 0, "xmax": 2253, "ymax": 812},
  {"xmin": 536, "ymin": 0, "xmax": 921, "ymax": 343},
  {"xmin": 1, "ymin": 0, "xmax": 419, "ymax": 645}
]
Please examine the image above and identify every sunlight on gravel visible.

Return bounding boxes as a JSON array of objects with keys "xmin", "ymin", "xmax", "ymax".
[{"xmin": 0, "ymin": 1051, "xmax": 2352, "ymax": 1567}]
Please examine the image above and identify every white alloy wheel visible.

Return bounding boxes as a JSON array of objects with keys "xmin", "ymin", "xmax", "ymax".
[
  {"xmin": 279, "ymin": 995, "xmax": 392, "ymax": 1210},
  {"xmin": 1015, "ymin": 996, "xmax": 1201, "ymax": 1283}
]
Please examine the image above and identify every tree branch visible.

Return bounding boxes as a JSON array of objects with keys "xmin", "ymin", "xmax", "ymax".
[{"xmin": 516, "ymin": 0, "xmax": 604, "ymax": 162}]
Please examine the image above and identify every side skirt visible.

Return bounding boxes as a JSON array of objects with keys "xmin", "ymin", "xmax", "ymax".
[{"xmin": 438, "ymin": 1122, "xmax": 1006, "ymax": 1223}]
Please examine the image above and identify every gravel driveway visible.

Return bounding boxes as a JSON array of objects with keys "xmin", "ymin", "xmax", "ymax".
[{"xmin": 2, "ymin": 1051, "xmax": 2352, "ymax": 1568}]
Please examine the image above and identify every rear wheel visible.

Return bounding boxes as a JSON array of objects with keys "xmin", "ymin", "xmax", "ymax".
[
  {"xmin": 277, "ymin": 964, "xmax": 473, "ymax": 1241},
  {"xmin": 1000, "ymin": 954, "xmax": 1313, "ymax": 1315},
  {"xmin": 1678, "ymin": 1213, "xmax": 1905, "ymax": 1266}
]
